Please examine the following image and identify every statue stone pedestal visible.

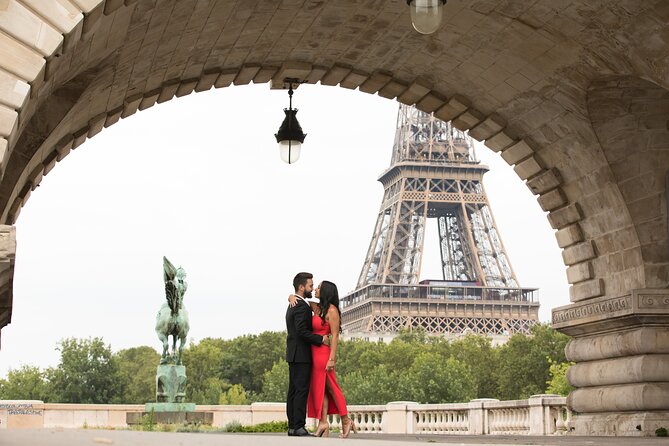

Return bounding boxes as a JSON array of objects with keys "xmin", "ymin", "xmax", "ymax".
[{"xmin": 156, "ymin": 364, "xmax": 187, "ymax": 404}]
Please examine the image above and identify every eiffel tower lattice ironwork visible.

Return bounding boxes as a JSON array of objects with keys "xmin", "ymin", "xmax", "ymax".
[{"xmin": 341, "ymin": 104, "xmax": 539, "ymax": 340}]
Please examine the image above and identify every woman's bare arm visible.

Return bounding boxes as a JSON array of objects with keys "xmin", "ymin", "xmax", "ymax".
[{"xmin": 326, "ymin": 306, "xmax": 340, "ymax": 371}]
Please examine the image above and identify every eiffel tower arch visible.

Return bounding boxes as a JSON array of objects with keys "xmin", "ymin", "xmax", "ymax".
[{"xmin": 342, "ymin": 104, "xmax": 539, "ymax": 342}]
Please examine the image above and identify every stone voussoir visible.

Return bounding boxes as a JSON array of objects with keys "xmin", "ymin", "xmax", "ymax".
[
  {"xmin": 548, "ymin": 202, "xmax": 582, "ymax": 229},
  {"xmin": 569, "ymin": 278, "xmax": 605, "ymax": 302},
  {"xmin": 562, "ymin": 240, "xmax": 596, "ymax": 265},
  {"xmin": 555, "ymin": 223, "xmax": 584, "ymax": 248},
  {"xmin": 468, "ymin": 113, "xmax": 505, "ymax": 141},
  {"xmin": 567, "ymin": 261, "xmax": 594, "ymax": 284},
  {"xmin": 526, "ymin": 168, "xmax": 563, "ymax": 195},
  {"xmin": 538, "ymin": 188, "xmax": 568, "ymax": 212}
]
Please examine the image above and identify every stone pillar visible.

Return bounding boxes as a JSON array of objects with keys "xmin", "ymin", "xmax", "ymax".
[
  {"xmin": 0, "ymin": 225, "xmax": 16, "ymax": 350},
  {"xmin": 552, "ymin": 289, "xmax": 669, "ymax": 436},
  {"xmin": 468, "ymin": 398, "xmax": 498, "ymax": 434},
  {"xmin": 382, "ymin": 402, "xmax": 415, "ymax": 434}
]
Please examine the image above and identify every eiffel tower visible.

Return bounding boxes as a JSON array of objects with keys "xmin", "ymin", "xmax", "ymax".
[{"xmin": 341, "ymin": 104, "xmax": 539, "ymax": 342}]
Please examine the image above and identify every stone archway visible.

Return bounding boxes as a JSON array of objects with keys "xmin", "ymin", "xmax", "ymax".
[{"xmin": 0, "ymin": 0, "xmax": 667, "ymax": 436}]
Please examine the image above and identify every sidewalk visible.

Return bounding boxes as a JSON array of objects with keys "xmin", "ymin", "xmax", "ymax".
[{"xmin": 1, "ymin": 430, "xmax": 668, "ymax": 446}]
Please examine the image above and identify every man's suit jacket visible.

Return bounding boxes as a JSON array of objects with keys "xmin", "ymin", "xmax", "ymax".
[{"xmin": 285, "ymin": 299, "xmax": 323, "ymax": 363}]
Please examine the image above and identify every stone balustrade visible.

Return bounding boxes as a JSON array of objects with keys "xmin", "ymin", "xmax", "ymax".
[{"xmin": 0, "ymin": 396, "xmax": 571, "ymax": 434}]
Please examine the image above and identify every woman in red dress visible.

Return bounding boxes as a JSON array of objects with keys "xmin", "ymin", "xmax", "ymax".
[{"xmin": 290, "ymin": 280, "xmax": 355, "ymax": 438}]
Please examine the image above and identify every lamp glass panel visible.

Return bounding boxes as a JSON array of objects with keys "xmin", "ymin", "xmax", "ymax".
[
  {"xmin": 410, "ymin": 0, "xmax": 443, "ymax": 34},
  {"xmin": 279, "ymin": 140, "xmax": 302, "ymax": 164}
]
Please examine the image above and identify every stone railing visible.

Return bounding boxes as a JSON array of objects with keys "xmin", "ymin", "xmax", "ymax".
[{"xmin": 0, "ymin": 396, "xmax": 571, "ymax": 434}]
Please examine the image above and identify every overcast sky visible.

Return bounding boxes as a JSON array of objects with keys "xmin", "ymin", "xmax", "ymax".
[{"xmin": 0, "ymin": 84, "xmax": 568, "ymax": 377}]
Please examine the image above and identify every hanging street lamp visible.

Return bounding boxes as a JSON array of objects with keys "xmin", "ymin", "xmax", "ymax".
[
  {"xmin": 407, "ymin": 0, "xmax": 447, "ymax": 35},
  {"xmin": 275, "ymin": 80, "xmax": 306, "ymax": 164}
]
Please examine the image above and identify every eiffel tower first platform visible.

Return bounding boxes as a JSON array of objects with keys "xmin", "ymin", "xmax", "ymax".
[{"xmin": 341, "ymin": 104, "xmax": 539, "ymax": 343}]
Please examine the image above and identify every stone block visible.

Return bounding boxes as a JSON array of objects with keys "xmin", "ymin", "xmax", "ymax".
[
  {"xmin": 139, "ymin": 89, "xmax": 160, "ymax": 111},
  {"xmin": 233, "ymin": 65, "xmax": 261, "ymax": 86},
  {"xmin": 555, "ymin": 223, "xmax": 583, "ymax": 248},
  {"xmin": 538, "ymin": 188, "xmax": 567, "ymax": 212},
  {"xmin": 514, "ymin": 156, "xmax": 543, "ymax": 180},
  {"xmin": 416, "ymin": 92, "xmax": 445, "ymax": 113},
  {"xmin": 397, "ymin": 80, "xmax": 431, "ymax": 105},
  {"xmin": 271, "ymin": 61, "xmax": 312, "ymax": 88},
  {"xmin": 175, "ymin": 79, "xmax": 198, "ymax": 98},
  {"xmin": 565, "ymin": 326, "xmax": 669, "ymax": 362},
  {"xmin": 20, "ymin": 0, "xmax": 82, "ymax": 34},
  {"xmin": 484, "ymin": 131, "xmax": 515, "ymax": 152},
  {"xmin": 562, "ymin": 241, "xmax": 595, "ymax": 265},
  {"xmin": 359, "ymin": 71, "xmax": 392, "ymax": 94},
  {"xmin": 0, "ymin": 31, "xmax": 45, "ymax": 83},
  {"xmin": 468, "ymin": 113, "xmax": 505, "ymax": 141},
  {"xmin": 0, "ymin": 106, "xmax": 17, "ymax": 139},
  {"xmin": 435, "ymin": 95, "xmax": 470, "ymax": 122},
  {"xmin": 568, "ymin": 382, "xmax": 669, "ymax": 412},
  {"xmin": 340, "ymin": 70, "xmax": 368, "ymax": 90},
  {"xmin": 320, "ymin": 65, "xmax": 351, "ymax": 86},
  {"xmin": 527, "ymin": 168, "xmax": 562, "ymax": 195},
  {"xmin": 566, "ymin": 261, "xmax": 593, "ymax": 284},
  {"xmin": 570, "ymin": 411, "xmax": 669, "ymax": 437},
  {"xmin": 378, "ymin": 80, "xmax": 407, "ymax": 100},
  {"xmin": 548, "ymin": 202, "xmax": 582, "ymax": 229},
  {"xmin": 500, "ymin": 139, "xmax": 533, "ymax": 163},
  {"xmin": 121, "ymin": 94, "xmax": 142, "ymax": 118},
  {"xmin": 0, "ymin": 1, "xmax": 63, "ymax": 57},
  {"xmin": 195, "ymin": 71, "xmax": 220, "ymax": 92},
  {"xmin": 567, "ymin": 354, "xmax": 669, "ymax": 387},
  {"xmin": 0, "ymin": 70, "xmax": 30, "ymax": 110},
  {"xmin": 157, "ymin": 81, "xmax": 179, "ymax": 103},
  {"xmin": 214, "ymin": 69, "xmax": 239, "ymax": 88},
  {"xmin": 305, "ymin": 66, "xmax": 328, "ymax": 84},
  {"xmin": 104, "ymin": 106, "xmax": 123, "ymax": 128},
  {"xmin": 253, "ymin": 67, "xmax": 279, "ymax": 84},
  {"xmin": 87, "ymin": 113, "xmax": 106, "ymax": 138},
  {"xmin": 452, "ymin": 109, "xmax": 484, "ymax": 131},
  {"xmin": 1, "ymin": 400, "xmax": 44, "ymax": 429},
  {"xmin": 569, "ymin": 278, "xmax": 604, "ymax": 302},
  {"xmin": 71, "ymin": 127, "xmax": 89, "ymax": 149}
]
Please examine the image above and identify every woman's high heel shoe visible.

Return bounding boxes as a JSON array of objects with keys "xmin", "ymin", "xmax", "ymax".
[
  {"xmin": 315, "ymin": 422, "xmax": 329, "ymax": 437},
  {"xmin": 341, "ymin": 417, "xmax": 356, "ymax": 438}
]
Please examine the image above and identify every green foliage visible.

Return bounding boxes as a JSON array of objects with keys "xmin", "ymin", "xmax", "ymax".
[
  {"xmin": 0, "ymin": 365, "xmax": 49, "ymax": 400},
  {"xmin": 398, "ymin": 353, "xmax": 476, "ymax": 403},
  {"xmin": 219, "ymin": 384, "xmax": 248, "ymax": 405},
  {"xmin": 46, "ymin": 337, "xmax": 124, "ymax": 404},
  {"xmin": 141, "ymin": 409, "xmax": 156, "ymax": 432},
  {"xmin": 340, "ymin": 365, "xmax": 398, "ymax": 405},
  {"xmin": 495, "ymin": 324, "xmax": 569, "ymax": 400},
  {"xmin": 257, "ymin": 359, "xmax": 289, "ymax": 402},
  {"xmin": 2, "ymin": 324, "xmax": 570, "ymax": 406},
  {"xmin": 115, "ymin": 346, "xmax": 160, "ymax": 404},
  {"xmin": 545, "ymin": 359, "xmax": 574, "ymax": 396},
  {"xmin": 224, "ymin": 420, "xmax": 288, "ymax": 432},
  {"xmin": 656, "ymin": 427, "xmax": 668, "ymax": 437}
]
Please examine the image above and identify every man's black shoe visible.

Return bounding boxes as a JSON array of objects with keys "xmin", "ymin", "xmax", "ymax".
[
  {"xmin": 287, "ymin": 428, "xmax": 296, "ymax": 436},
  {"xmin": 293, "ymin": 427, "xmax": 313, "ymax": 436}
]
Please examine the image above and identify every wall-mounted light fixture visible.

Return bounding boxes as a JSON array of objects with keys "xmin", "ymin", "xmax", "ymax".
[
  {"xmin": 407, "ymin": 0, "xmax": 447, "ymax": 35},
  {"xmin": 274, "ymin": 79, "xmax": 306, "ymax": 164}
]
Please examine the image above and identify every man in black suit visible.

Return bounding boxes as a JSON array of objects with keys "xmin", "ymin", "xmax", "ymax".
[{"xmin": 285, "ymin": 272, "xmax": 330, "ymax": 436}]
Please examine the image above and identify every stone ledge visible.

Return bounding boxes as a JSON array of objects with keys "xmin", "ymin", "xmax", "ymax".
[{"xmin": 552, "ymin": 289, "xmax": 669, "ymax": 336}]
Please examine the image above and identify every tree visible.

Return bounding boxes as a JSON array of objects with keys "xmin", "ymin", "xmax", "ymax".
[
  {"xmin": 449, "ymin": 335, "xmax": 498, "ymax": 398},
  {"xmin": 219, "ymin": 384, "xmax": 248, "ymax": 405},
  {"xmin": 398, "ymin": 353, "xmax": 476, "ymax": 403},
  {"xmin": 0, "ymin": 365, "xmax": 49, "ymax": 401},
  {"xmin": 181, "ymin": 338, "xmax": 227, "ymax": 404},
  {"xmin": 115, "ymin": 346, "xmax": 160, "ymax": 403},
  {"xmin": 46, "ymin": 337, "xmax": 123, "ymax": 403},
  {"xmin": 495, "ymin": 324, "xmax": 570, "ymax": 400},
  {"xmin": 339, "ymin": 365, "xmax": 398, "ymax": 405},
  {"xmin": 258, "ymin": 359, "xmax": 289, "ymax": 403},
  {"xmin": 545, "ymin": 359, "xmax": 574, "ymax": 396}
]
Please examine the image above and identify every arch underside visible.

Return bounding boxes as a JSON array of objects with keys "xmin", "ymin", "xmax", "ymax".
[{"xmin": 0, "ymin": 0, "xmax": 668, "ymax": 335}]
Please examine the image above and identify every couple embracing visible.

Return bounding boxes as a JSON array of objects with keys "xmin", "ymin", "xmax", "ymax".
[{"xmin": 285, "ymin": 272, "xmax": 356, "ymax": 438}]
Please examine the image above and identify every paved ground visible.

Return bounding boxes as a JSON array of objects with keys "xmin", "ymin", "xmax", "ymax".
[{"xmin": 1, "ymin": 430, "xmax": 668, "ymax": 446}]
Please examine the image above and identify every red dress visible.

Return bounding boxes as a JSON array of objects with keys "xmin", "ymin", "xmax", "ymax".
[{"xmin": 307, "ymin": 315, "xmax": 348, "ymax": 419}]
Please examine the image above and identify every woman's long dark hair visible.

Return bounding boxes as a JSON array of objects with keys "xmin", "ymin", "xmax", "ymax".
[{"xmin": 318, "ymin": 280, "xmax": 342, "ymax": 332}]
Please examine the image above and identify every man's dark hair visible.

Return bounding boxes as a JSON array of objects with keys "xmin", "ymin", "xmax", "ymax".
[{"xmin": 293, "ymin": 272, "xmax": 313, "ymax": 292}]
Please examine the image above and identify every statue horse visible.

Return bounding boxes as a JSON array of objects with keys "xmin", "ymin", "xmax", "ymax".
[{"xmin": 155, "ymin": 256, "xmax": 190, "ymax": 365}]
